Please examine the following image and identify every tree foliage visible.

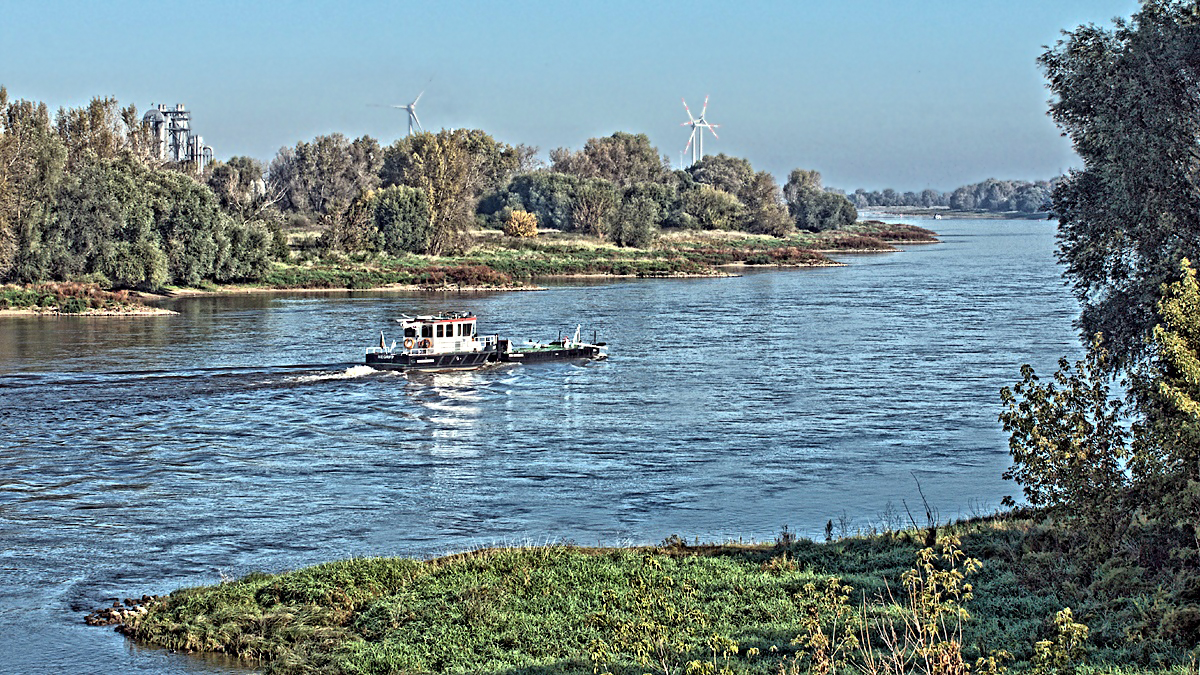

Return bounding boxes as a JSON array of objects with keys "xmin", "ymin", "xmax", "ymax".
[
  {"xmin": 0, "ymin": 87, "xmax": 67, "ymax": 281},
  {"xmin": 999, "ymin": 336, "xmax": 1129, "ymax": 533},
  {"xmin": 784, "ymin": 169, "xmax": 857, "ymax": 232},
  {"xmin": 610, "ymin": 196, "xmax": 660, "ymax": 248},
  {"xmin": 550, "ymin": 132, "xmax": 670, "ymax": 187},
  {"xmin": 1041, "ymin": 1, "xmax": 1200, "ymax": 367},
  {"xmin": 381, "ymin": 129, "xmax": 521, "ymax": 255},
  {"xmin": 268, "ymin": 133, "xmax": 382, "ymax": 222},
  {"xmin": 688, "ymin": 154, "xmax": 792, "ymax": 235},
  {"xmin": 54, "ymin": 96, "xmax": 154, "ymax": 171},
  {"xmin": 1130, "ymin": 258, "xmax": 1200, "ymax": 527},
  {"xmin": 480, "ymin": 171, "xmax": 624, "ymax": 239},
  {"xmin": 844, "ymin": 180, "xmax": 1052, "ymax": 213},
  {"xmin": 0, "ymin": 89, "xmax": 275, "ymax": 287}
]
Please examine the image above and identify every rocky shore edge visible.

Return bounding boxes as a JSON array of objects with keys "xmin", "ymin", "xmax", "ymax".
[{"xmin": 84, "ymin": 595, "xmax": 164, "ymax": 634}]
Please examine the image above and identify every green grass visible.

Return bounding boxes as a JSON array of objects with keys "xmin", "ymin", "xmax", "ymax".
[{"xmin": 122, "ymin": 516, "xmax": 1200, "ymax": 674}]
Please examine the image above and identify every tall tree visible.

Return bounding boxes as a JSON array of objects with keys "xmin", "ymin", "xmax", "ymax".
[
  {"xmin": 1041, "ymin": 1, "xmax": 1200, "ymax": 368},
  {"xmin": 550, "ymin": 132, "xmax": 670, "ymax": 187},
  {"xmin": 268, "ymin": 133, "xmax": 381, "ymax": 222},
  {"xmin": 784, "ymin": 169, "xmax": 856, "ymax": 232},
  {"xmin": 0, "ymin": 89, "xmax": 68, "ymax": 281},
  {"xmin": 689, "ymin": 154, "xmax": 791, "ymax": 235},
  {"xmin": 206, "ymin": 156, "xmax": 279, "ymax": 223},
  {"xmin": 381, "ymin": 130, "xmax": 495, "ymax": 255}
]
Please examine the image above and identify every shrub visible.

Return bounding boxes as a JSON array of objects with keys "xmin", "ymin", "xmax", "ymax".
[{"xmin": 504, "ymin": 210, "xmax": 538, "ymax": 238}]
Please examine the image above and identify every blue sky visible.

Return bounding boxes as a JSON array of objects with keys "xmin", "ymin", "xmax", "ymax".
[{"xmin": 1, "ymin": 0, "xmax": 1140, "ymax": 191}]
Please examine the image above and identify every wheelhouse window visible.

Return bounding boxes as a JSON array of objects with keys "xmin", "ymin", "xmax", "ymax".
[
  {"xmin": 436, "ymin": 325, "xmax": 445, "ymax": 338},
  {"xmin": 421, "ymin": 325, "xmax": 433, "ymax": 338},
  {"xmin": 404, "ymin": 327, "xmax": 417, "ymax": 338}
]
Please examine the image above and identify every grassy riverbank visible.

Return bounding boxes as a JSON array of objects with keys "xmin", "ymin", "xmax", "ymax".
[
  {"xmin": 212, "ymin": 222, "xmax": 936, "ymax": 293},
  {"xmin": 0, "ymin": 282, "xmax": 173, "ymax": 315},
  {"xmin": 1, "ymin": 224, "xmax": 935, "ymax": 299},
  {"xmin": 119, "ymin": 513, "xmax": 1198, "ymax": 674}
]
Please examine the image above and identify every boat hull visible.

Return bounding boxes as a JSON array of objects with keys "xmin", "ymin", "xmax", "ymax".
[
  {"xmin": 499, "ymin": 346, "xmax": 605, "ymax": 363},
  {"xmin": 366, "ymin": 351, "xmax": 493, "ymax": 372}
]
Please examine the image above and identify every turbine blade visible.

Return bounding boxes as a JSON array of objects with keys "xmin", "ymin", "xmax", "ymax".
[
  {"xmin": 706, "ymin": 125, "xmax": 719, "ymax": 140},
  {"xmin": 412, "ymin": 90, "xmax": 424, "ymax": 106},
  {"xmin": 681, "ymin": 97, "xmax": 694, "ymax": 122},
  {"xmin": 701, "ymin": 95, "xmax": 709, "ymax": 118},
  {"xmin": 411, "ymin": 111, "xmax": 422, "ymax": 131}
]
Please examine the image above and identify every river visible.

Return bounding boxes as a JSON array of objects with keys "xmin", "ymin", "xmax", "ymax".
[{"xmin": 0, "ymin": 218, "xmax": 1079, "ymax": 673}]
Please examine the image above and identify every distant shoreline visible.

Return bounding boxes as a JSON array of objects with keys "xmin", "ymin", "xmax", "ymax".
[
  {"xmin": 861, "ymin": 207, "xmax": 1051, "ymax": 220},
  {"xmin": 0, "ymin": 306, "xmax": 177, "ymax": 317}
]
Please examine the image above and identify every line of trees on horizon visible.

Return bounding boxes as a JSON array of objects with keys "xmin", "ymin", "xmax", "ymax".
[{"xmin": 840, "ymin": 178, "xmax": 1056, "ymax": 214}]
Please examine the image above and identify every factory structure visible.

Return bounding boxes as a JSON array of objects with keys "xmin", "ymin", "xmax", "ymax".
[{"xmin": 141, "ymin": 104, "xmax": 213, "ymax": 172}]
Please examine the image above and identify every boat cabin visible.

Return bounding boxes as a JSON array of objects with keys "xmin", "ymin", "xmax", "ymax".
[{"xmin": 393, "ymin": 312, "xmax": 493, "ymax": 354}]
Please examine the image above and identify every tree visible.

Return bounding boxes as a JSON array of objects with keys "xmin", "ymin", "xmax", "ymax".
[
  {"xmin": 0, "ymin": 89, "xmax": 68, "ymax": 282},
  {"xmin": 373, "ymin": 186, "xmax": 432, "ymax": 254},
  {"xmin": 678, "ymin": 184, "xmax": 744, "ymax": 230},
  {"xmin": 550, "ymin": 132, "xmax": 670, "ymax": 187},
  {"xmin": 784, "ymin": 169, "xmax": 856, "ymax": 232},
  {"xmin": 687, "ymin": 153, "xmax": 753, "ymax": 196},
  {"xmin": 54, "ymin": 96, "xmax": 143, "ymax": 171},
  {"xmin": 689, "ymin": 154, "xmax": 791, "ymax": 235},
  {"xmin": 381, "ymin": 130, "xmax": 497, "ymax": 255},
  {"xmin": 207, "ymin": 156, "xmax": 276, "ymax": 222},
  {"xmin": 268, "ymin": 133, "xmax": 381, "ymax": 222},
  {"xmin": 610, "ymin": 196, "xmax": 660, "ymax": 248},
  {"xmin": 570, "ymin": 179, "xmax": 618, "ymax": 238},
  {"xmin": 480, "ymin": 171, "xmax": 582, "ymax": 232},
  {"xmin": 45, "ymin": 155, "xmax": 166, "ymax": 286},
  {"xmin": 1130, "ymin": 258, "xmax": 1200, "ymax": 526},
  {"xmin": 999, "ymin": 336, "xmax": 1130, "ymax": 534},
  {"xmin": 1041, "ymin": 1, "xmax": 1200, "ymax": 368},
  {"xmin": 742, "ymin": 170, "xmax": 792, "ymax": 236},
  {"xmin": 479, "ymin": 171, "xmax": 626, "ymax": 237}
]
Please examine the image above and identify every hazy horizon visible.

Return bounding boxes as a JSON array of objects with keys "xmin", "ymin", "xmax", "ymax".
[{"xmin": 1, "ymin": 0, "xmax": 1140, "ymax": 192}]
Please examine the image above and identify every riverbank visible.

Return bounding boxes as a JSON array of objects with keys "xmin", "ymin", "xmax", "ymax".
[
  {"xmin": 0, "ymin": 282, "xmax": 177, "ymax": 316},
  {"xmin": 0, "ymin": 223, "xmax": 934, "ymax": 301},
  {"xmin": 242, "ymin": 222, "xmax": 934, "ymax": 292},
  {"xmin": 108, "ymin": 513, "xmax": 1197, "ymax": 674}
]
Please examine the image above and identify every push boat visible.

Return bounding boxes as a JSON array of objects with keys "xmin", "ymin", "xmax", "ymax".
[{"xmin": 365, "ymin": 312, "xmax": 607, "ymax": 372}]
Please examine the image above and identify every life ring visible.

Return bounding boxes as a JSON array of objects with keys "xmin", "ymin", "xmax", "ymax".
[
  {"xmin": 403, "ymin": 338, "xmax": 415, "ymax": 350},
  {"xmin": 418, "ymin": 338, "xmax": 432, "ymax": 349}
]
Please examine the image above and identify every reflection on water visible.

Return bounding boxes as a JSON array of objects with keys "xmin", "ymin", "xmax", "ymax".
[{"xmin": 0, "ymin": 219, "xmax": 1079, "ymax": 673}]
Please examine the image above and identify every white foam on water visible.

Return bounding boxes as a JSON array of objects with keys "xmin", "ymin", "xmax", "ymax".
[{"xmin": 293, "ymin": 365, "xmax": 380, "ymax": 383}]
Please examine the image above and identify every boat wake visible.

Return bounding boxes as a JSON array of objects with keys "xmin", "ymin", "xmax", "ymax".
[{"xmin": 292, "ymin": 365, "xmax": 382, "ymax": 383}]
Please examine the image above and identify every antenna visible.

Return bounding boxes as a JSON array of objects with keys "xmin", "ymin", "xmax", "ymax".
[{"xmin": 680, "ymin": 95, "xmax": 720, "ymax": 168}]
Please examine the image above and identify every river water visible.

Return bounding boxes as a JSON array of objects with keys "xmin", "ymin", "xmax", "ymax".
[{"xmin": 0, "ymin": 218, "xmax": 1078, "ymax": 673}]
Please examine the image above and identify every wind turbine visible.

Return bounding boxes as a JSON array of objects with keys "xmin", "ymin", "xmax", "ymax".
[
  {"xmin": 370, "ymin": 90, "xmax": 424, "ymax": 136},
  {"xmin": 681, "ymin": 95, "xmax": 720, "ymax": 167}
]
